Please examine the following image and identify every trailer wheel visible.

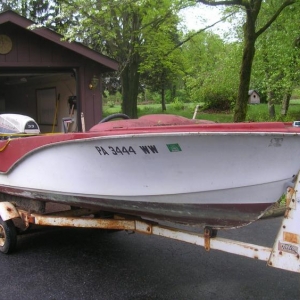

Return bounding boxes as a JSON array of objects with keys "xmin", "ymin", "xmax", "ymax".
[{"xmin": 0, "ymin": 217, "xmax": 17, "ymax": 254}]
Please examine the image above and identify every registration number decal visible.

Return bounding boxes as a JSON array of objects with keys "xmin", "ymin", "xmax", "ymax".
[
  {"xmin": 95, "ymin": 146, "xmax": 136, "ymax": 156},
  {"xmin": 95, "ymin": 145, "xmax": 160, "ymax": 156}
]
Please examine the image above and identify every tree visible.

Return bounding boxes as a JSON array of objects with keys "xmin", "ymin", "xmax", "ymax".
[
  {"xmin": 0, "ymin": 0, "xmax": 60, "ymax": 24},
  {"xmin": 139, "ymin": 9, "xmax": 237, "ymax": 110},
  {"xmin": 251, "ymin": 3, "xmax": 300, "ymax": 118},
  {"xmin": 196, "ymin": 0, "xmax": 296, "ymax": 122},
  {"xmin": 139, "ymin": 28, "xmax": 185, "ymax": 110},
  {"xmin": 180, "ymin": 30, "xmax": 241, "ymax": 110},
  {"xmin": 46, "ymin": 0, "xmax": 186, "ymax": 118}
]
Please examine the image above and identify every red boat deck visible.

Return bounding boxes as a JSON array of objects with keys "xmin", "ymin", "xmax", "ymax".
[{"xmin": 0, "ymin": 114, "xmax": 299, "ymax": 173}]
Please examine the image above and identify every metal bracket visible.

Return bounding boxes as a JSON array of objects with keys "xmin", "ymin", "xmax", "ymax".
[
  {"xmin": 204, "ymin": 227, "xmax": 217, "ymax": 251},
  {"xmin": 0, "ymin": 202, "xmax": 19, "ymax": 221},
  {"xmin": 268, "ymin": 172, "xmax": 300, "ymax": 272}
]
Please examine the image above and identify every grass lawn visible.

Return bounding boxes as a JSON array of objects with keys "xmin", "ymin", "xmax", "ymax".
[{"xmin": 103, "ymin": 100, "xmax": 300, "ymax": 123}]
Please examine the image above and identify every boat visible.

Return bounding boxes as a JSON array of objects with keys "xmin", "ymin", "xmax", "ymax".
[{"xmin": 0, "ymin": 113, "xmax": 300, "ymax": 229}]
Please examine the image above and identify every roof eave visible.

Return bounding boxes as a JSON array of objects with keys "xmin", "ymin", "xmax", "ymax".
[{"xmin": 0, "ymin": 10, "xmax": 119, "ymax": 72}]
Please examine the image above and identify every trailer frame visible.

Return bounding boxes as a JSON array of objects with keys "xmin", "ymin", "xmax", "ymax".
[{"xmin": 0, "ymin": 173, "xmax": 299, "ymax": 273}]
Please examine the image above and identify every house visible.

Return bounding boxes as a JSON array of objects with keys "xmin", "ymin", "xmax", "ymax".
[
  {"xmin": 0, "ymin": 10, "xmax": 118, "ymax": 132},
  {"xmin": 248, "ymin": 90, "xmax": 260, "ymax": 104}
]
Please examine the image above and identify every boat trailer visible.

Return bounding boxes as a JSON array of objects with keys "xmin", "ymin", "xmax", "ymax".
[{"xmin": 0, "ymin": 176, "xmax": 300, "ymax": 274}]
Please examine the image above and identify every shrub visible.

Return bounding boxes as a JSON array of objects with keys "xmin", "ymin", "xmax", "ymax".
[
  {"xmin": 107, "ymin": 101, "xmax": 115, "ymax": 108},
  {"xmin": 202, "ymin": 89, "xmax": 235, "ymax": 111},
  {"xmin": 170, "ymin": 97, "xmax": 185, "ymax": 111},
  {"xmin": 145, "ymin": 90, "xmax": 161, "ymax": 104}
]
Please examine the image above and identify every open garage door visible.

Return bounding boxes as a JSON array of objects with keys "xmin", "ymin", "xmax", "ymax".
[{"xmin": 0, "ymin": 69, "xmax": 77, "ymax": 133}]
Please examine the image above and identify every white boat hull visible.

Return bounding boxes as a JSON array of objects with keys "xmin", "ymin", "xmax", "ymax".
[{"xmin": 0, "ymin": 131, "xmax": 298, "ymax": 227}]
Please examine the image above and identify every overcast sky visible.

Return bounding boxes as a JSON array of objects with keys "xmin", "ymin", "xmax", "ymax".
[{"xmin": 179, "ymin": 4, "xmax": 231, "ymax": 34}]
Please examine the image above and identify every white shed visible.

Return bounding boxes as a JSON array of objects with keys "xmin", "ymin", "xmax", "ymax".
[{"xmin": 248, "ymin": 90, "xmax": 260, "ymax": 104}]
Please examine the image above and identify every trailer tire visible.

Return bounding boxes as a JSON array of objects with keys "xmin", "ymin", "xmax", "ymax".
[{"xmin": 0, "ymin": 217, "xmax": 17, "ymax": 254}]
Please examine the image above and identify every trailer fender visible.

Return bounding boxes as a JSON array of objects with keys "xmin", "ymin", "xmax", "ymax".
[{"xmin": 0, "ymin": 202, "xmax": 19, "ymax": 221}]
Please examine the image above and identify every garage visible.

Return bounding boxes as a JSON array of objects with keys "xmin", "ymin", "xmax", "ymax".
[{"xmin": 0, "ymin": 10, "xmax": 118, "ymax": 132}]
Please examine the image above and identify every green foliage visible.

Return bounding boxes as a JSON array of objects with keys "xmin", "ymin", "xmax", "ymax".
[
  {"xmin": 103, "ymin": 99, "xmax": 300, "ymax": 124},
  {"xmin": 201, "ymin": 88, "xmax": 235, "ymax": 111},
  {"xmin": 145, "ymin": 90, "xmax": 162, "ymax": 104},
  {"xmin": 172, "ymin": 89, "xmax": 188, "ymax": 103},
  {"xmin": 103, "ymin": 102, "xmax": 198, "ymax": 119},
  {"xmin": 36, "ymin": 0, "xmax": 189, "ymax": 118},
  {"xmin": 251, "ymin": 1, "xmax": 300, "ymax": 111},
  {"xmin": 0, "ymin": 0, "xmax": 60, "ymax": 24},
  {"xmin": 170, "ymin": 97, "xmax": 184, "ymax": 110},
  {"xmin": 107, "ymin": 101, "xmax": 115, "ymax": 108},
  {"xmin": 181, "ymin": 31, "xmax": 241, "ymax": 110},
  {"xmin": 3, "ymin": 0, "xmax": 299, "ymax": 121},
  {"xmin": 245, "ymin": 101, "xmax": 300, "ymax": 122},
  {"xmin": 103, "ymin": 92, "xmax": 122, "ymax": 105},
  {"xmin": 195, "ymin": 0, "xmax": 297, "ymax": 122},
  {"xmin": 293, "ymin": 89, "xmax": 300, "ymax": 99}
]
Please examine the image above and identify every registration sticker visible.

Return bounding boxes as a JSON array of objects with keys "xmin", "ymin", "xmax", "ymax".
[
  {"xmin": 278, "ymin": 241, "xmax": 299, "ymax": 255},
  {"xmin": 167, "ymin": 143, "xmax": 182, "ymax": 152}
]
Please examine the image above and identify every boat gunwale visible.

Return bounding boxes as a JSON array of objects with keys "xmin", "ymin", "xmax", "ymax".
[{"xmin": 1, "ymin": 128, "xmax": 300, "ymax": 174}]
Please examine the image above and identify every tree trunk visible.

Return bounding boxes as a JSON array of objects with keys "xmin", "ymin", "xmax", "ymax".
[
  {"xmin": 161, "ymin": 70, "xmax": 167, "ymax": 111},
  {"xmin": 121, "ymin": 53, "xmax": 140, "ymax": 118},
  {"xmin": 120, "ymin": 11, "xmax": 142, "ymax": 119},
  {"xmin": 281, "ymin": 92, "xmax": 292, "ymax": 116},
  {"xmin": 161, "ymin": 85, "xmax": 166, "ymax": 111},
  {"xmin": 233, "ymin": 9, "xmax": 257, "ymax": 122},
  {"xmin": 171, "ymin": 84, "xmax": 176, "ymax": 101},
  {"xmin": 267, "ymin": 90, "xmax": 276, "ymax": 119},
  {"xmin": 196, "ymin": 0, "xmax": 293, "ymax": 122},
  {"xmin": 268, "ymin": 103, "xmax": 276, "ymax": 118}
]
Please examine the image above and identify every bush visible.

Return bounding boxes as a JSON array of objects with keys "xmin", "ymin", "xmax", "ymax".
[
  {"xmin": 175, "ymin": 89, "xmax": 189, "ymax": 103},
  {"xmin": 107, "ymin": 101, "xmax": 115, "ymax": 108},
  {"xmin": 104, "ymin": 91, "xmax": 122, "ymax": 104},
  {"xmin": 292, "ymin": 88, "xmax": 300, "ymax": 100},
  {"xmin": 202, "ymin": 89, "xmax": 235, "ymax": 111},
  {"xmin": 170, "ymin": 98, "xmax": 185, "ymax": 111},
  {"xmin": 144, "ymin": 90, "xmax": 161, "ymax": 104}
]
